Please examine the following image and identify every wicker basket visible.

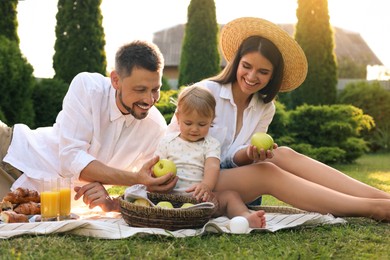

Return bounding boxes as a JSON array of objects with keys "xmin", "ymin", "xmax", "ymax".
[{"xmin": 119, "ymin": 193, "xmax": 216, "ymax": 231}]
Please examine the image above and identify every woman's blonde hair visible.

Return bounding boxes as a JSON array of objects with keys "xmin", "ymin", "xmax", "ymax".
[{"xmin": 176, "ymin": 85, "xmax": 216, "ymax": 119}]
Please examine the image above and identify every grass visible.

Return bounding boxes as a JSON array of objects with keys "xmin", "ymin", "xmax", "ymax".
[{"xmin": 1, "ymin": 153, "xmax": 390, "ymax": 259}]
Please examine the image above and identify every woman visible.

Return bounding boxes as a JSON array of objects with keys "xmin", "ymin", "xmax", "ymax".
[
  {"xmin": 78, "ymin": 17, "xmax": 390, "ymax": 222},
  {"xmin": 167, "ymin": 17, "xmax": 390, "ymax": 222}
]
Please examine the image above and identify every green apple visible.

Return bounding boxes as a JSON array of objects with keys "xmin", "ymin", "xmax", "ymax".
[
  {"xmin": 156, "ymin": 201, "xmax": 174, "ymax": 209},
  {"xmin": 181, "ymin": 203, "xmax": 194, "ymax": 208},
  {"xmin": 251, "ymin": 132, "xmax": 274, "ymax": 152},
  {"xmin": 152, "ymin": 159, "xmax": 177, "ymax": 178},
  {"xmin": 133, "ymin": 198, "xmax": 150, "ymax": 207}
]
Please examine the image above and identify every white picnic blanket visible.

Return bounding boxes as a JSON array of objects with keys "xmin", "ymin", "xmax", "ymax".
[{"xmin": 0, "ymin": 210, "xmax": 346, "ymax": 239}]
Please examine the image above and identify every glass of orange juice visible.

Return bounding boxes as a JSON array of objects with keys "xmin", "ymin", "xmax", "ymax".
[
  {"xmin": 58, "ymin": 177, "xmax": 71, "ymax": 220},
  {"xmin": 40, "ymin": 178, "xmax": 60, "ymax": 221}
]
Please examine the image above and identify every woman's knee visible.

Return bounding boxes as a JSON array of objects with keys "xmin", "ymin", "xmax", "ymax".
[
  {"xmin": 274, "ymin": 146, "xmax": 300, "ymax": 158},
  {"xmin": 255, "ymin": 161, "xmax": 281, "ymax": 174}
]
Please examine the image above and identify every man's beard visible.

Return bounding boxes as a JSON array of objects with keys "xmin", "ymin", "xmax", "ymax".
[{"xmin": 118, "ymin": 90, "xmax": 148, "ymax": 120}]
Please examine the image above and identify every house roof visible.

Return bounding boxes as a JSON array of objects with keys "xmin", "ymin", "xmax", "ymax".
[{"xmin": 153, "ymin": 23, "xmax": 382, "ymax": 67}]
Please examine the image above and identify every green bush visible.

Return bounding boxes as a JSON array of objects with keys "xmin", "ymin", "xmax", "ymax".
[
  {"xmin": 342, "ymin": 137, "xmax": 369, "ymax": 162},
  {"xmin": 32, "ymin": 78, "xmax": 69, "ymax": 127},
  {"xmin": 0, "ymin": 35, "xmax": 35, "ymax": 126},
  {"xmin": 286, "ymin": 104, "xmax": 374, "ymax": 163},
  {"xmin": 268, "ymin": 101, "xmax": 290, "ymax": 143},
  {"xmin": 0, "ymin": 109, "xmax": 5, "ymax": 121},
  {"xmin": 161, "ymin": 76, "xmax": 172, "ymax": 91},
  {"xmin": 155, "ymin": 89, "xmax": 178, "ymax": 124},
  {"xmin": 291, "ymin": 143, "xmax": 346, "ymax": 164},
  {"xmin": 338, "ymin": 81, "xmax": 390, "ymax": 151}
]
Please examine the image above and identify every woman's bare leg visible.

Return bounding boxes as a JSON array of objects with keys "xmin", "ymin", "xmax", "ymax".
[
  {"xmin": 269, "ymin": 146, "xmax": 390, "ymax": 199},
  {"xmin": 216, "ymin": 162, "xmax": 390, "ymax": 222}
]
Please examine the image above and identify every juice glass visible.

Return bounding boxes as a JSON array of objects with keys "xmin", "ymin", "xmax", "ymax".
[
  {"xmin": 58, "ymin": 177, "xmax": 71, "ymax": 220},
  {"xmin": 40, "ymin": 178, "xmax": 60, "ymax": 221}
]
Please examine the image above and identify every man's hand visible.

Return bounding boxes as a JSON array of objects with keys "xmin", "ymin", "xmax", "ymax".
[
  {"xmin": 74, "ymin": 182, "xmax": 119, "ymax": 212},
  {"xmin": 137, "ymin": 156, "xmax": 178, "ymax": 193}
]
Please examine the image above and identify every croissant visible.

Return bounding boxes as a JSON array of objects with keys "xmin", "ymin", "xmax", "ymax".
[
  {"xmin": 0, "ymin": 200, "xmax": 13, "ymax": 212},
  {"xmin": 3, "ymin": 187, "xmax": 40, "ymax": 204},
  {"xmin": 0, "ymin": 210, "xmax": 29, "ymax": 223},
  {"xmin": 14, "ymin": 201, "xmax": 41, "ymax": 215}
]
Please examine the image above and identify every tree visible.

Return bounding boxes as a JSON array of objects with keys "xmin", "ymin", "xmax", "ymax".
[
  {"xmin": 0, "ymin": 36, "xmax": 35, "ymax": 126},
  {"xmin": 32, "ymin": 78, "xmax": 69, "ymax": 127},
  {"xmin": 53, "ymin": 0, "xmax": 107, "ymax": 84},
  {"xmin": 0, "ymin": 0, "xmax": 19, "ymax": 43},
  {"xmin": 178, "ymin": 0, "xmax": 220, "ymax": 87},
  {"xmin": 289, "ymin": 0, "xmax": 338, "ymax": 108},
  {"xmin": 0, "ymin": 1, "xmax": 35, "ymax": 126}
]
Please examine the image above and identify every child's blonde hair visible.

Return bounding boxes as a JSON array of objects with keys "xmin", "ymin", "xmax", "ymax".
[{"xmin": 176, "ymin": 85, "xmax": 216, "ymax": 119}]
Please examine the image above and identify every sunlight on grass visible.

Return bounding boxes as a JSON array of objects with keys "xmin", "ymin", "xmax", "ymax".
[{"xmin": 367, "ymin": 171, "xmax": 390, "ymax": 192}]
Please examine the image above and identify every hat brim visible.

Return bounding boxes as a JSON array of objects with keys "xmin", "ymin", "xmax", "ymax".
[{"xmin": 220, "ymin": 17, "xmax": 308, "ymax": 92}]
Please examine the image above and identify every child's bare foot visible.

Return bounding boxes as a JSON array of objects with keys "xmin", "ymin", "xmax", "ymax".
[{"xmin": 244, "ymin": 210, "xmax": 266, "ymax": 228}]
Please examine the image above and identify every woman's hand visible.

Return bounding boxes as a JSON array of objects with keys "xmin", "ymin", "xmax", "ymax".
[
  {"xmin": 247, "ymin": 143, "xmax": 278, "ymax": 162},
  {"xmin": 185, "ymin": 183, "xmax": 212, "ymax": 202},
  {"xmin": 137, "ymin": 156, "xmax": 178, "ymax": 193},
  {"xmin": 74, "ymin": 182, "xmax": 119, "ymax": 212}
]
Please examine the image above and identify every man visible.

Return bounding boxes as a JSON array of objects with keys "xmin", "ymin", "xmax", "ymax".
[{"xmin": 0, "ymin": 40, "xmax": 177, "ymax": 208}]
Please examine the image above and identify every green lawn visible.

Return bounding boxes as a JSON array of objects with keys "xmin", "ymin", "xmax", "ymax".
[{"xmin": 1, "ymin": 153, "xmax": 390, "ymax": 259}]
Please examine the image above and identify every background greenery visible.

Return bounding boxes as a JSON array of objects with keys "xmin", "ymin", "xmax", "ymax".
[
  {"xmin": 282, "ymin": 0, "xmax": 338, "ymax": 109},
  {"xmin": 53, "ymin": 0, "xmax": 106, "ymax": 84},
  {"xmin": 1, "ymin": 0, "xmax": 389, "ymax": 158},
  {"xmin": 1, "ymin": 153, "xmax": 389, "ymax": 259},
  {"xmin": 178, "ymin": 0, "xmax": 220, "ymax": 87}
]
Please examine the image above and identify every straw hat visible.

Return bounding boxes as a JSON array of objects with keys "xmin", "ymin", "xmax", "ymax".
[{"xmin": 220, "ymin": 17, "xmax": 308, "ymax": 92}]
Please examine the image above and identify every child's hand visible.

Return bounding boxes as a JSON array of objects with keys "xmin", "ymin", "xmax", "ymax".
[{"xmin": 185, "ymin": 183, "xmax": 212, "ymax": 202}]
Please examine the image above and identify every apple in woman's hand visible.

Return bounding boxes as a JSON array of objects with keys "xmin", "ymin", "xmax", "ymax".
[
  {"xmin": 251, "ymin": 132, "xmax": 274, "ymax": 152},
  {"xmin": 152, "ymin": 159, "xmax": 177, "ymax": 178}
]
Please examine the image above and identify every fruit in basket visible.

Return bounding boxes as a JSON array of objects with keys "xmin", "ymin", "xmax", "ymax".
[
  {"xmin": 250, "ymin": 132, "xmax": 274, "ymax": 152},
  {"xmin": 133, "ymin": 198, "xmax": 151, "ymax": 207},
  {"xmin": 156, "ymin": 201, "xmax": 174, "ymax": 209},
  {"xmin": 152, "ymin": 159, "xmax": 177, "ymax": 178},
  {"xmin": 181, "ymin": 203, "xmax": 194, "ymax": 208}
]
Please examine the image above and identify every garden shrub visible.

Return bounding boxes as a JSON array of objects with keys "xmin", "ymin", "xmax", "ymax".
[
  {"xmin": 338, "ymin": 81, "xmax": 390, "ymax": 151},
  {"xmin": 0, "ymin": 35, "xmax": 35, "ymax": 126},
  {"xmin": 288, "ymin": 143, "xmax": 346, "ymax": 164},
  {"xmin": 32, "ymin": 78, "xmax": 69, "ymax": 127},
  {"xmin": 161, "ymin": 76, "xmax": 172, "ymax": 91},
  {"xmin": 286, "ymin": 104, "xmax": 374, "ymax": 163},
  {"xmin": 0, "ymin": 109, "xmax": 5, "ymax": 121},
  {"xmin": 342, "ymin": 137, "xmax": 369, "ymax": 162},
  {"xmin": 268, "ymin": 101, "xmax": 290, "ymax": 144},
  {"xmin": 311, "ymin": 147, "xmax": 346, "ymax": 164},
  {"xmin": 155, "ymin": 89, "xmax": 178, "ymax": 124}
]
